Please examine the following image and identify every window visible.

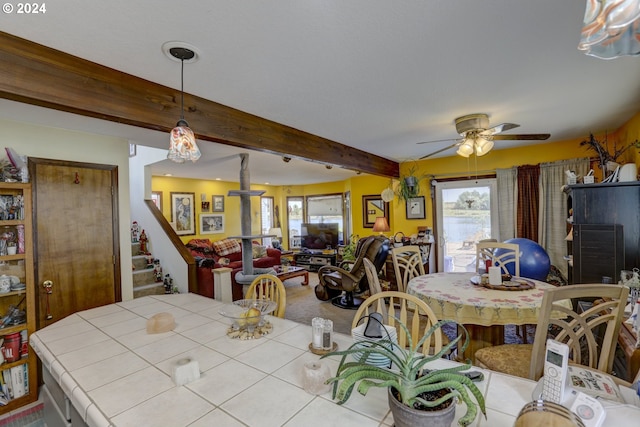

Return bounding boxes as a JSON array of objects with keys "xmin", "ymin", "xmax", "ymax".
[
  {"xmin": 287, "ymin": 197, "xmax": 304, "ymax": 249},
  {"xmin": 261, "ymin": 197, "xmax": 274, "ymax": 246}
]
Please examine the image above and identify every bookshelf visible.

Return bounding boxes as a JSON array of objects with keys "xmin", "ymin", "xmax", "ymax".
[{"xmin": 0, "ymin": 183, "xmax": 37, "ymax": 412}]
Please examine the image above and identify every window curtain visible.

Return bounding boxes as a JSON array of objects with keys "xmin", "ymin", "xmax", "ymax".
[
  {"xmin": 539, "ymin": 157, "xmax": 590, "ymax": 279},
  {"xmin": 496, "ymin": 167, "xmax": 517, "ymax": 241},
  {"xmin": 516, "ymin": 165, "xmax": 540, "ymax": 241}
]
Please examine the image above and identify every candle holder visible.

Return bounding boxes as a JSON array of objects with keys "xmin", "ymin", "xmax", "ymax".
[{"xmin": 302, "ymin": 361, "xmax": 331, "ymax": 395}]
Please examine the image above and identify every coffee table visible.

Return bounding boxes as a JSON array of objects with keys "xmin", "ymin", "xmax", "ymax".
[{"xmin": 274, "ymin": 265, "xmax": 309, "ymax": 285}]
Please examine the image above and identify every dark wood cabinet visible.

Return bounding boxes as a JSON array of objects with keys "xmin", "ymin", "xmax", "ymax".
[
  {"xmin": 573, "ymin": 223, "xmax": 624, "ymax": 283},
  {"xmin": 570, "ymin": 181, "xmax": 640, "ymax": 283}
]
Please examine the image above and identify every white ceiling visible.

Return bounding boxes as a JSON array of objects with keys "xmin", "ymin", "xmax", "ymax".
[{"xmin": 3, "ymin": 1, "xmax": 640, "ymax": 185}]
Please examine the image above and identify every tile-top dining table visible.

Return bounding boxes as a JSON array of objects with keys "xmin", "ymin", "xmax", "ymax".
[
  {"xmin": 29, "ymin": 293, "xmax": 639, "ymax": 426},
  {"xmin": 407, "ymin": 271, "xmax": 571, "ymax": 362}
]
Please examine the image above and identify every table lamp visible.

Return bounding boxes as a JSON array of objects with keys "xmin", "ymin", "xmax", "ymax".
[
  {"xmin": 372, "ymin": 217, "xmax": 390, "ymax": 235},
  {"xmin": 269, "ymin": 227, "xmax": 283, "ymax": 249}
]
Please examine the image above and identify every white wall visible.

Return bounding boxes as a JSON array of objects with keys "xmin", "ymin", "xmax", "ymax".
[
  {"xmin": 129, "ymin": 145, "xmax": 190, "ymax": 293},
  {"xmin": 0, "ymin": 118, "xmax": 135, "ymax": 300}
]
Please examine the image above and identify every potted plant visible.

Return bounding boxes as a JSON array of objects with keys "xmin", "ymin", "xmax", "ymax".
[
  {"xmin": 321, "ymin": 319, "xmax": 486, "ymax": 427},
  {"xmin": 396, "ymin": 166, "xmax": 425, "ymax": 202},
  {"xmin": 341, "ymin": 234, "xmax": 360, "ymax": 263}
]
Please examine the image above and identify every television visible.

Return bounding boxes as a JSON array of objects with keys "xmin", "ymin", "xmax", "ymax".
[{"xmin": 300, "ymin": 223, "xmax": 340, "ymax": 250}]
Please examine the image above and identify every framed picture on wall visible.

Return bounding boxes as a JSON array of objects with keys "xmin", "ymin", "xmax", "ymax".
[
  {"xmin": 170, "ymin": 192, "xmax": 195, "ymax": 235},
  {"xmin": 362, "ymin": 195, "xmax": 389, "ymax": 228},
  {"xmin": 200, "ymin": 213, "xmax": 225, "ymax": 234},
  {"xmin": 406, "ymin": 196, "xmax": 425, "ymax": 219},
  {"xmin": 151, "ymin": 191, "xmax": 162, "ymax": 211},
  {"xmin": 212, "ymin": 195, "xmax": 225, "ymax": 212}
]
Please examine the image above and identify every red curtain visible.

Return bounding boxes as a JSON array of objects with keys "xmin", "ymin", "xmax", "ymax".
[{"xmin": 516, "ymin": 164, "xmax": 540, "ymax": 241}]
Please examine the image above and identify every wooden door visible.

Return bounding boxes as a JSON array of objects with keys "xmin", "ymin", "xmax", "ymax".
[{"xmin": 30, "ymin": 158, "xmax": 120, "ymax": 328}]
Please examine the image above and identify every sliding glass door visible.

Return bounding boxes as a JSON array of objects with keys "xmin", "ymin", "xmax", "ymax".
[{"xmin": 434, "ymin": 179, "xmax": 498, "ymax": 272}]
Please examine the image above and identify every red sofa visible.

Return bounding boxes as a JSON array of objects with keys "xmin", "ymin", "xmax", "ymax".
[{"xmin": 186, "ymin": 238, "xmax": 281, "ymax": 300}]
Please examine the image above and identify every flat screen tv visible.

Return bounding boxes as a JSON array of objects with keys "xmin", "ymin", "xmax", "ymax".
[{"xmin": 300, "ymin": 223, "xmax": 340, "ymax": 250}]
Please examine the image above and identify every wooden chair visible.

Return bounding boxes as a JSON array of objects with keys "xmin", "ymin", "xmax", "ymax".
[
  {"xmin": 244, "ymin": 274, "xmax": 287, "ymax": 318},
  {"xmin": 351, "ymin": 291, "xmax": 444, "ymax": 356},
  {"xmin": 363, "ymin": 258, "xmax": 384, "ymax": 297},
  {"xmin": 390, "ymin": 245, "xmax": 425, "ymax": 293},
  {"xmin": 475, "ymin": 241, "xmax": 520, "ymax": 275},
  {"xmin": 474, "ymin": 284, "xmax": 629, "ymax": 380}
]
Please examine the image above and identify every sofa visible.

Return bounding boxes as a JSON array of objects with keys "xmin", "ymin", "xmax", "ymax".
[{"xmin": 186, "ymin": 238, "xmax": 281, "ymax": 300}]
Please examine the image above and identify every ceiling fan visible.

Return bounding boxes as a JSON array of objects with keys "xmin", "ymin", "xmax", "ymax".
[{"xmin": 417, "ymin": 113, "xmax": 550, "ymax": 159}]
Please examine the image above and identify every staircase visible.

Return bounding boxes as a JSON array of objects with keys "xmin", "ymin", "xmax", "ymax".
[{"xmin": 132, "ymin": 242, "xmax": 165, "ymax": 298}]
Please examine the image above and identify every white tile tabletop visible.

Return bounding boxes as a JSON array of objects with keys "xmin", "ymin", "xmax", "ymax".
[{"xmin": 30, "ymin": 293, "xmax": 640, "ymax": 427}]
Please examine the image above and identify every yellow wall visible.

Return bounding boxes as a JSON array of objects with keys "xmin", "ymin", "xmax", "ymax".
[
  {"xmin": 153, "ymin": 112, "xmax": 640, "ymax": 245},
  {"xmin": 152, "ymin": 176, "xmax": 279, "ymax": 244}
]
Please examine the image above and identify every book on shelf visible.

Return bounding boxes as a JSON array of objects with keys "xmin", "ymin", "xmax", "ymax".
[
  {"xmin": 10, "ymin": 365, "xmax": 24, "ymax": 398},
  {"xmin": 1, "ymin": 369, "xmax": 12, "ymax": 399}
]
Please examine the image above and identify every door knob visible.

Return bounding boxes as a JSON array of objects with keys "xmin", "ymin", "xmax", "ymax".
[{"xmin": 43, "ymin": 280, "xmax": 53, "ymax": 294}]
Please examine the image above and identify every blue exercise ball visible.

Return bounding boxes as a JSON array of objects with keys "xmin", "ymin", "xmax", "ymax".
[{"xmin": 497, "ymin": 238, "xmax": 551, "ymax": 281}]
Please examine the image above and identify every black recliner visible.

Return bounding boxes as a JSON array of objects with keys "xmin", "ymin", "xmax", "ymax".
[{"xmin": 315, "ymin": 235, "xmax": 390, "ymax": 309}]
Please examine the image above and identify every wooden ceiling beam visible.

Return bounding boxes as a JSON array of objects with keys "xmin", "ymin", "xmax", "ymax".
[{"xmin": 0, "ymin": 32, "xmax": 398, "ymax": 178}]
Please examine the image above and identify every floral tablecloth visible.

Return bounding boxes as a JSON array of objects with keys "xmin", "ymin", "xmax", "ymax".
[{"xmin": 407, "ymin": 272, "xmax": 570, "ymax": 326}]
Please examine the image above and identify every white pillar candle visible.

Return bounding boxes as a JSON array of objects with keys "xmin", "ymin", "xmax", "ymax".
[{"xmin": 488, "ymin": 266, "xmax": 502, "ymax": 285}]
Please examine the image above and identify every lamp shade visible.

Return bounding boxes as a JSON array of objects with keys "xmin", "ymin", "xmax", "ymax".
[
  {"xmin": 372, "ymin": 217, "xmax": 390, "ymax": 233},
  {"xmin": 474, "ymin": 137, "xmax": 494, "ymax": 156},
  {"xmin": 269, "ymin": 227, "xmax": 283, "ymax": 238},
  {"xmin": 168, "ymin": 121, "xmax": 201, "ymax": 163},
  {"xmin": 456, "ymin": 139, "xmax": 474, "ymax": 158}
]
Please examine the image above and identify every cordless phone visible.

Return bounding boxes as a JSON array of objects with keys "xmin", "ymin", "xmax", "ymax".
[{"xmin": 542, "ymin": 339, "xmax": 570, "ymax": 404}]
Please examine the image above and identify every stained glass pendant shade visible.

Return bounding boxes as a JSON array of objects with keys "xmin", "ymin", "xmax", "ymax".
[{"xmin": 167, "ymin": 47, "xmax": 201, "ymax": 163}]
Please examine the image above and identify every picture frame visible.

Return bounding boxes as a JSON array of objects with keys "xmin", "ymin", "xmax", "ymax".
[
  {"xmin": 212, "ymin": 195, "xmax": 225, "ymax": 212},
  {"xmin": 151, "ymin": 191, "xmax": 162, "ymax": 211},
  {"xmin": 362, "ymin": 195, "xmax": 389, "ymax": 228},
  {"xmin": 406, "ymin": 196, "xmax": 425, "ymax": 219},
  {"xmin": 170, "ymin": 192, "xmax": 195, "ymax": 235},
  {"xmin": 200, "ymin": 213, "xmax": 225, "ymax": 234},
  {"xmin": 201, "ymin": 201, "xmax": 210, "ymax": 212}
]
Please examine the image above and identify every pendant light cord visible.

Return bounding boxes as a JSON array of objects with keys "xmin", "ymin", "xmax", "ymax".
[{"xmin": 180, "ymin": 59, "xmax": 185, "ymax": 121}]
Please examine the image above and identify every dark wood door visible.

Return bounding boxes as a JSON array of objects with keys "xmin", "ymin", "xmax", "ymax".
[{"xmin": 30, "ymin": 158, "xmax": 120, "ymax": 328}]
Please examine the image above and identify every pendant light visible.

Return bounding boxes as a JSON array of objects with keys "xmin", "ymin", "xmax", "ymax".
[{"xmin": 167, "ymin": 46, "xmax": 201, "ymax": 163}]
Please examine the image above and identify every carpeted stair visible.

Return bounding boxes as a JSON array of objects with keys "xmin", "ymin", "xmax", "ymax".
[{"xmin": 131, "ymin": 242, "xmax": 165, "ymax": 298}]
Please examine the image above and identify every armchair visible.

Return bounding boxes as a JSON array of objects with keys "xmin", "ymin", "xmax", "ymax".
[{"xmin": 314, "ymin": 235, "xmax": 390, "ymax": 309}]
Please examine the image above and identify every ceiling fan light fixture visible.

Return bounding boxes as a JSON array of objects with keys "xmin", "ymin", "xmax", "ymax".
[
  {"xmin": 474, "ymin": 137, "xmax": 494, "ymax": 156},
  {"xmin": 166, "ymin": 45, "xmax": 201, "ymax": 163},
  {"xmin": 456, "ymin": 139, "xmax": 474, "ymax": 158}
]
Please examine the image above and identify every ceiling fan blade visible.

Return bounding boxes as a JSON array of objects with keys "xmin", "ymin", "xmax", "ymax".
[
  {"xmin": 416, "ymin": 138, "xmax": 459, "ymax": 145},
  {"xmin": 492, "ymin": 133, "xmax": 550, "ymax": 141},
  {"xmin": 487, "ymin": 123, "xmax": 520, "ymax": 134},
  {"xmin": 420, "ymin": 142, "xmax": 461, "ymax": 159}
]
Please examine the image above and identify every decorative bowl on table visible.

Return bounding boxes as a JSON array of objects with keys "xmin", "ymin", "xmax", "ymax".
[{"xmin": 219, "ymin": 299, "xmax": 277, "ymax": 339}]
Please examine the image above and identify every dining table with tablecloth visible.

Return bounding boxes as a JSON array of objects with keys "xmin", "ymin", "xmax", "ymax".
[{"xmin": 407, "ymin": 271, "xmax": 571, "ymax": 362}]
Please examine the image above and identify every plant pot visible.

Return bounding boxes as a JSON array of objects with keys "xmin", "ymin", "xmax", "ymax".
[
  {"xmin": 388, "ymin": 387, "xmax": 456, "ymax": 427},
  {"xmin": 404, "ymin": 176, "xmax": 417, "ymax": 188}
]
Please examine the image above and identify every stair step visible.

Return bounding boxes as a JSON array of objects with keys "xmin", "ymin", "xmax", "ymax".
[
  {"xmin": 133, "ymin": 282, "xmax": 166, "ymax": 298},
  {"xmin": 132, "ymin": 255, "xmax": 153, "ymax": 270},
  {"xmin": 133, "ymin": 269, "xmax": 158, "ymax": 287}
]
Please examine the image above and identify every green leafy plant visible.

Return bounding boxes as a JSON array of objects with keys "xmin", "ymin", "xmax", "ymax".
[
  {"xmin": 341, "ymin": 234, "xmax": 359, "ymax": 262},
  {"xmin": 322, "ymin": 319, "xmax": 486, "ymax": 427},
  {"xmin": 396, "ymin": 166, "xmax": 425, "ymax": 202}
]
